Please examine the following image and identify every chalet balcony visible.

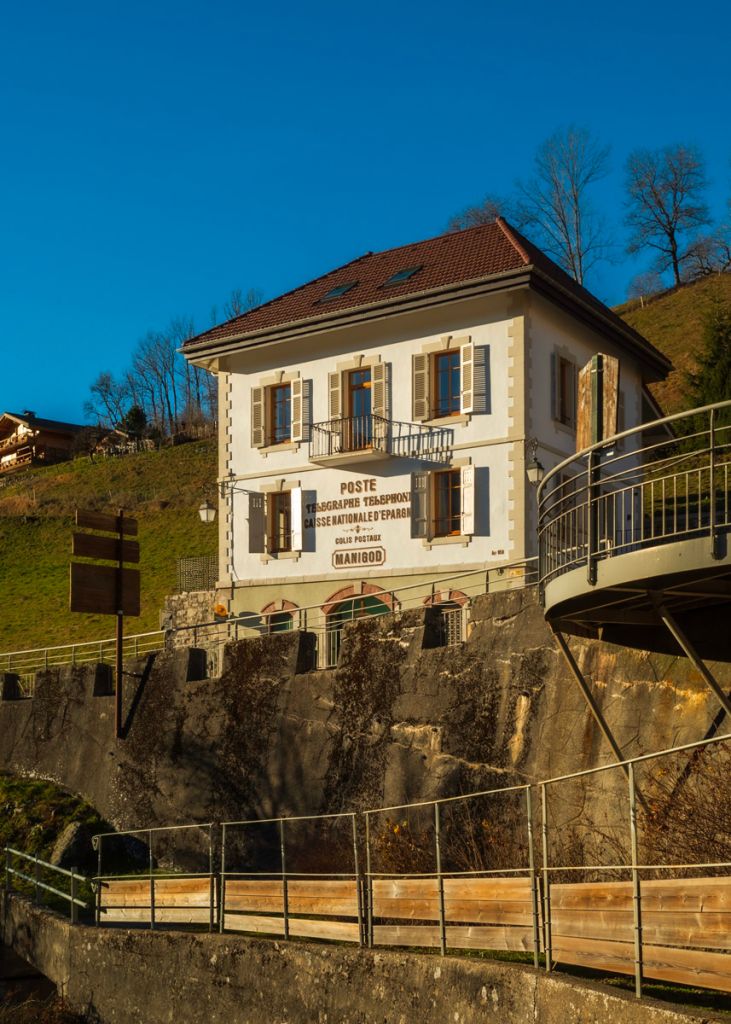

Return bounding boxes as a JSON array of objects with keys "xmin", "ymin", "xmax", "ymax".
[{"xmin": 309, "ymin": 414, "xmax": 452, "ymax": 466}]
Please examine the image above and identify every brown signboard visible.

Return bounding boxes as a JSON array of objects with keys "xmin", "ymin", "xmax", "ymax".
[
  {"xmin": 69, "ymin": 562, "xmax": 141, "ymax": 616},
  {"xmin": 75, "ymin": 509, "xmax": 138, "ymax": 537},
  {"xmin": 72, "ymin": 532, "xmax": 140, "ymax": 564}
]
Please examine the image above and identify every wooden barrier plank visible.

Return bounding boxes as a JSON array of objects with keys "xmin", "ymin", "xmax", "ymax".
[
  {"xmin": 373, "ymin": 924, "xmax": 537, "ymax": 952},
  {"xmin": 371, "ymin": 897, "xmax": 534, "ymax": 926},
  {"xmin": 552, "ymin": 909, "xmax": 731, "ymax": 950},
  {"xmin": 372, "ymin": 878, "xmax": 531, "ymax": 901},
  {"xmin": 224, "ymin": 893, "xmax": 358, "ymax": 916},
  {"xmin": 224, "ymin": 914, "xmax": 360, "ymax": 943},
  {"xmin": 550, "ymin": 877, "xmax": 731, "ymax": 913},
  {"xmin": 552, "ymin": 935, "xmax": 731, "ymax": 994},
  {"xmin": 224, "ymin": 880, "xmax": 356, "ymax": 899},
  {"xmin": 100, "ymin": 908, "xmax": 213, "ymax": 924}
]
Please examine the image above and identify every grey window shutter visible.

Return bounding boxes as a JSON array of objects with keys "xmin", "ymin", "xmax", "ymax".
[
  {"xmin": 550, "ymin": 353, "xmax": 559, "ymax": 421},
  {"xmin": 291, "ymin": 377, "xmax": 303, "ymax": 442},
  {"xmin": 248, "ymin": 493, "xmax": 266, "ymax": 553},
  {"xmin": 410, "ymin": 471, "xmax": 430, "ymax": 539},
  {"xmin": 371, "ymin": 360, "xmax": 389, "ymax": 420},
  {"xmin": 412, "ymin": 353, "xmax": 430, "ymax": 421},
  {"xmin": 568, "ymin": 361, "xmax": 578, "ymax": 428},
  {"xmin": 251, "ymin": 386, "xmax": 265, "ymax": 447},
  {"xmin": 459, "ymin": 336, "xmax": 474, "ymax": 414}
]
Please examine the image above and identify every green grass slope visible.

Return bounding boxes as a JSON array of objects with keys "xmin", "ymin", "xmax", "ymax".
[
  {"xmin": 616, "ymin": 273, "xmax": 731, "ymax": 415},
  {"xmin": 0, "ymin": 440, "xmax": 217, "ymax": 652}
]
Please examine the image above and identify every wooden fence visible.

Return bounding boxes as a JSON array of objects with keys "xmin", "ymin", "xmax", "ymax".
[{"xmin": 97, "ymin": 873, "xmax": 731, "ymax": 993}]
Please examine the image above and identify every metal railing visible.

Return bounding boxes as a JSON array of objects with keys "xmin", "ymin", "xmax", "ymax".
[
  {"xmin": 310, "ymin": 414, "xmax": 452, "ymax": 463},
  {"xmin": 4, "ymin": 847, "xmax": 90, "ymax": 923},
  {"xmin": 0, "ymin": 559, "xmax": 538, "ymax": 682},
  {"xmin": 538, "ymin": 400, "xmax": 731, "ymax": 589},
  {"xmin": 49, "ymin": 730, "xmax": 729, "ymax": 999},
  {"xmin": 0, "ymin": 631, "xmax": 166, "ymax": 685}
]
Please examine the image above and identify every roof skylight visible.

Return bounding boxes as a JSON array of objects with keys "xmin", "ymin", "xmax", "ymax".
[
  {"xmin": 383, "ymin": 265, "xmax": 423, "ymax": 287},
  {"xmin": 319, "ymin": 281, "xmax": 357, "ymax": 302}
]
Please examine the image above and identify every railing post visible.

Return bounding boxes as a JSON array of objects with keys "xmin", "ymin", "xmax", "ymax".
[
  {"xmin": 279, "ymin": 819, "xmax": 289, "ymax": 940},
  {"xmin": 351, "ymin": 814, "xmax": 364, "ymax": 948},
  {"xmin": 149, "ymin": 831, "xmax": 155, "ymax": 930},
  {"xmin": 525, "ymin": 787, "xmax": 541, "ymax": 969},
  {"xmin": 540, "ymin": 784, "xmax": 552, "ymax": 973},
  {"xmin": 219, "ymin": 823, "xmax": 227, "ymax": 934},
  {"xmin": 365, "ymin": 813, "xmax": 373, "ymax": 948},
  {"xmin": 628, "ymin": 762, "xmax": 643, "ymax": 999},
  {"xmin": 209, "ymin": 825, "xmax": 215, "ymax": 933},
  {"xmin": 434, "ymin": 802, "xmax": 447, "ymax": 957},
  {"xmin": 71, "ymin": 645, "xmax": 76, "ymax": 667},
  {"xmin": 586, "ymin": 450, "xmax": 598, "ymax": 585},
  {"xmin": 5, "ymin": 848, "xmax": 11, "ymax": 895},
  {"xmin": 34, "ymin": 854, "xmax": 40, "ymax": 905},
  {"xmin": 709, "ymin": 407, "xmax": 720, "ymax": 559},
  {"xmin": 96, "ymin": 836, "xmax": 102, "ymax": 926}
]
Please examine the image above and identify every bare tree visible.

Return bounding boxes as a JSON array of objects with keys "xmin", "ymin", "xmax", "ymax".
[
  {"xmin": 446, "ymin": 195, "xmax": 510, "ymax": 233},
  {"xmin": 83, "ymin": 371, "xmax": 128, "ymax": 427},
  {"xmin": 625, "ymin": 144, "xmax": 710, "ymax": 287},
  {"xmin": 223, "ymin": 287, "xmax": 263, "ymax": 321},
  {"xmin": 627, "ymin": 269, "xmax": 665, "ymax": 306},
  {"xmin": 516, "ymin": 125, "xmax": 611, "ymax": 285},
  {"xmin": 684, "ymin": 226, "xmax": 731, "ymax": 279}
]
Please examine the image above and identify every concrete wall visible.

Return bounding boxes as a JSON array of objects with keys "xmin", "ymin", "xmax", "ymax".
[
  {"xmin": 0, "ymin": 589, "xmax": 728, "ymax": 849},
  {"xmin": 2, "ymin": 895, "xmax": 724, "ymax": 1024}
]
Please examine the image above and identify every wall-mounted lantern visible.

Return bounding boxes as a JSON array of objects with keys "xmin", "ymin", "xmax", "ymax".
[
  {"xmin": 198, "ymin": 499, "xmax": 217, "ymax": 524},
  {"xmin": 526, "ymin": 439, "xmax": 545, "ymax": 487}
]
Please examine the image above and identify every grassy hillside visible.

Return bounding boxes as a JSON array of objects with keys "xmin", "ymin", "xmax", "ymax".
[
  {"xmin": 616, "ymin": 273, "xmax": 731, "ymax": 414},
  {"xmin": 0, "ymin": 440, "xmax": 217, "ymax": 652}
]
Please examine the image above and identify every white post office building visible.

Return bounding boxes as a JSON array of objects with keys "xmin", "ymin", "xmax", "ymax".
[{"xmin": 183, "ymin": 219, "xmax": 669, "ymax": 656}]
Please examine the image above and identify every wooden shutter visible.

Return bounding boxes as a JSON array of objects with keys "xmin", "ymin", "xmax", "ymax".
[
  {"xmin": 567, "ymin": 361, "xmax": 578, "ymax": 429},
  {"xmin": 412, "ymin": 353, "xmax": 430, "ymax": 421},
  {"xmin": 290, "ymin": 487, "xmax": 303, "ymax": 552},
  {"xmin": 459, "ymin": 337, "xmax": 474, "ymax": 414},
  {"xmin": 291, "ymin": 377, "xmax": 303, "ymax": 442},
  {"xmin": 251, "ymin": 386, "xmax": 265, "ymax": 447},
  {"xmin": 410, "ymin": 472, "xmax": 430, "ymax": 539},
  {"xmin": 248, "ymin": 493, "xmax": 266, "ymax": 553},
  {"xmin": 328, "ymin": 371, "xmax": 341, "ymax": 420},
  {"xmin": 602, "ymin": 355, "xmax": 620, "ymax": 438},
  {"xmin": 576, "ymin": 361, "xmax": 593, "ymax": 451},
  {"xmin": 461, "ymin": 465, "xmax": 475, "ymax": 535},
  {"xmin": 371, "ymin": 361, "xmax": 389, "ymax": 420}
]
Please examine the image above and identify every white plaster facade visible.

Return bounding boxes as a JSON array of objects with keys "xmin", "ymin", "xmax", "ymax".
[{"xmin": 183, "ymin": 223, "xmax": 669, "ymax": 635}]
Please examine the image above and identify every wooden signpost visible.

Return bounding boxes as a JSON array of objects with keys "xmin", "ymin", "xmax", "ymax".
[
  {"xmin": 69, "ymin": 509, "xmax": 140, "ymax": 738},
  {"xmin": 576, "ymin": 353, "xmax": 620, "ymax": 451}
]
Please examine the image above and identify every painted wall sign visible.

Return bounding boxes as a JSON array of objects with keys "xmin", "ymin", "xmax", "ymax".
[{"xmin": 332, "ymin": 546, "xmax": 386, "ymax": 569}]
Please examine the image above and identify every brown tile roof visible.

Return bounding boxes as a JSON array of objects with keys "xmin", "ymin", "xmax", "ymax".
[{"xmin": 184, "ymin": 219, "xmax": 670, "ymax": 374}]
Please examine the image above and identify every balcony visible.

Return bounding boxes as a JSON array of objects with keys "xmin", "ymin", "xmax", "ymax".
[
  {"xmin": 537, "ymin": 399, "xmax": 731, "ymax": 659},
  {"xmin": 309, "ymin": 414, "xmax": 452, "ymax": 466}
]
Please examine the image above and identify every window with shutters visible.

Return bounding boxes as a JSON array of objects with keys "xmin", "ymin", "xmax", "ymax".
[
  {"xmin": 412, "ymin": 336, "xmax": 474, "ymax": 421},
  {"xmin": 251, "ymin": 376, "xmax": 303, "ymax": 449},
  {"xmin": 248, "ymin": 487, "xmax": 303, "ymax": 557},
  {"xmin": 411, "ymin": 465, "xmax": 476, "ymax": 542}
]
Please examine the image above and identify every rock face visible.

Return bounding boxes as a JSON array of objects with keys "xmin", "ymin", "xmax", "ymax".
[
  {"xmin": 49, "ymin": 822, "xmax": 94, "ymax": 872},
  {"xmin": 0, "ymin": 589, "xmax": 728, "ymax": 845}
]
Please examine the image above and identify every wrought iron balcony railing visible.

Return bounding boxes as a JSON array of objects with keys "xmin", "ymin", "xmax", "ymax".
[{"xmin": 309, "ymin": 414, "xmax": 452, "ymax": 464}]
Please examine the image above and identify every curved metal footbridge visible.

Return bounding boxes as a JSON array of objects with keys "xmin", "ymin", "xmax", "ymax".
[{"xmin": 538, "ymin": 399, "xmax": 731, "ymax": 762}]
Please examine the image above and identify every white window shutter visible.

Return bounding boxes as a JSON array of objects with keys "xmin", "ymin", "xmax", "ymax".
[
  {"xmin": 459, "ymin": 337, "xmax": 474, "ymax": 414},
  {"xmin": 290, "ymin": 487, "xmax": 303, "ymax": 552},
  {"xmin": 461, "ymin": 465, "xmax": 475, "ymax": 535},
  {"xmin": 412, "ymin": 353, "xmax": 430, "ymax": 421},
  {"xmin": 372, "ymin": 360, "xmax": 389, "ymax": 420},
  {"xmin": 328, "ymin": 371, "xmax": 342, "ymax": 420},
  {"xmin": 248, "ymin": 493, "xmax": 266, "ymax": 553},
  {"xmin": 291, "ymin": 377, "xmax": 303, "ymax": 442},
  {"xmin": 410, "ymin": 472, "xmax": 430, "ymax": 539},
  {"xmin": 251, "ymin": 387, "xmax": 265, "ymax": 447}
]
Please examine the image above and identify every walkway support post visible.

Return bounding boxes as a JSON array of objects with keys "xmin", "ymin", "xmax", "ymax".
[{"xmin": 653, "ymin": 599, "xmax": 731, "ymax": 719}]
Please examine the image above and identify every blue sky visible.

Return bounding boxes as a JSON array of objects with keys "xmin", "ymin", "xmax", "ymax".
[{"xmin": 1, "ymin": 0, "xmax": 729, "ymax": 422}]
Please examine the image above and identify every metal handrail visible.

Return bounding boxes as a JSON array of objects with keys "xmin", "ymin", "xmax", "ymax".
[
  {"xmin": 4, "ymin": 847, "xmax": 89, "ymax": 922},
  {"xmin": 538, "ymin": 400, "xmax": 731, "ymax": 589}
]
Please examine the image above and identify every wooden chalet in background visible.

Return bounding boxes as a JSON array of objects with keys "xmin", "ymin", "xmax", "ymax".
[{"xmin": 0, "ymin": 410, "xmax": 86, "ymax": 476}]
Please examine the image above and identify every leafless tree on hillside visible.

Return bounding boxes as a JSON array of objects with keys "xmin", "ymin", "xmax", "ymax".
[
  {"xmin": 223, "ymin": 287, "xmax": 263, "ymax": 321},
  {"xmin": 625, "ymin": 144, "xmax": 710, "ymax": 288},
  {"xmin": 684, "ymin": 226, "xmax": 731, "ymax": 279},
  {"xmin": 516, "ymin": 125, "xmax": 611, "ymax": 286},
  {"xmin": 83, "ymin": 371, "xmax": 128, "ymax": 427}
]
